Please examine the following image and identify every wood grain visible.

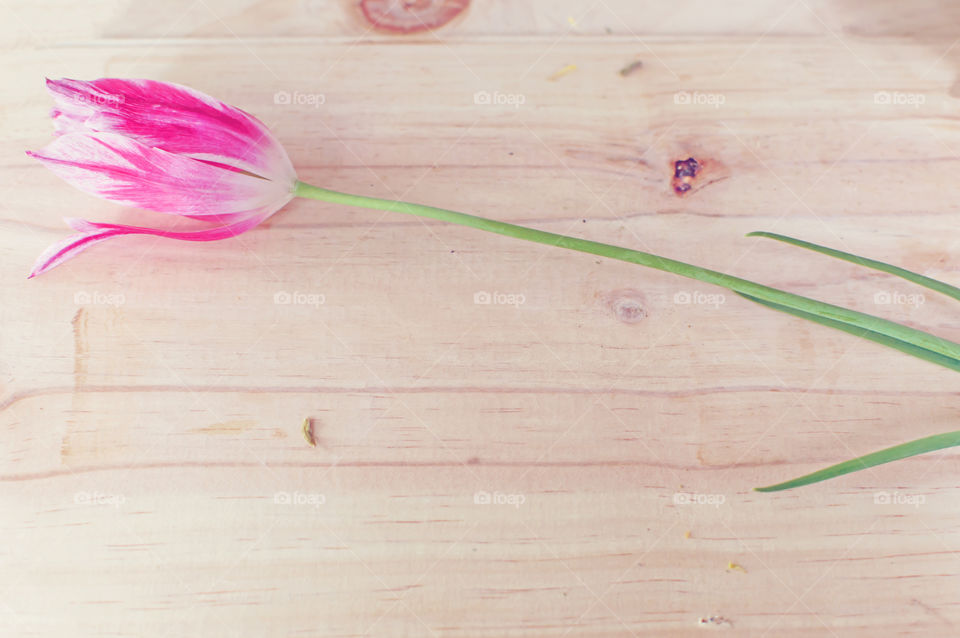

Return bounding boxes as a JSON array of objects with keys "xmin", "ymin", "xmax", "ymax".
[{"xmin": 3, "ymin": 1, "xmax": 960, "ymax": 636}]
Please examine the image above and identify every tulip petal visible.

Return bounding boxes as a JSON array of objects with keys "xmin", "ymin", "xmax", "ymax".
[
  {"xmin": 29, "ymin": 226, "xmax": 125, "ymax": 279},
  {"xmin": 45, "ymin": 77, "xmax": 295, "ymax": 182},
  {"xmin": 27, "ymin": 132, "xmax": 294, "ymax": 217},
  {"xmin": 29, "ymin": 208, "xmax": 275, "ymax": 278}
]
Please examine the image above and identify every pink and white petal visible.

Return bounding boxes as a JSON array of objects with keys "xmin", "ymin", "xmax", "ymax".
[
  {"xmin": 27, "ymin": 132, "xmax": 294, "ymax": 217},
  {"xmin": 74, "ymin": 208, "xmax": 272, "ymax": 241},
  {"xmin": 51, "ymin": 108, "xmax": 86, "ymax": 135},
  {"xmin": 45, "ymin": 78, "xmax": 296, "ymax": 182},
  {"xmin": 30, "ymin": 208, "xmax": 275, "ymax": 278},
  {"xmin": 29, "ymin": 226, "xmax": 126, "ymax": 278},
  {"xmin": 182, "ymin": 212, "xmax": 263, "ymax": 224}
]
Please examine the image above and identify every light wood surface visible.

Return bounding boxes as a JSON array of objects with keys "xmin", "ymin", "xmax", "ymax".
[{"xmin": 3, "ymin": 1, "xmax": 960, "ymax": 636}]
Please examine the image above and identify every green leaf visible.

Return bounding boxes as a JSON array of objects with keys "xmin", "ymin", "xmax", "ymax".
[
  {"xmin": 741, "ymin": 235, "xmax": 960, "ymax": 490},
  {"xmin": 737, "ymin": 292, "xmax": 960, "ymax": 373},
  {"xmin": 747, "ymin": 231, "xmax": 960, "ymax": 302},
  {"xmin": 755, "ymin": 431, "xmax": 960, "ymax": 492},
  {"xmin": 740, "ymin": 291, "xmax": 960, "ymax": 490}
]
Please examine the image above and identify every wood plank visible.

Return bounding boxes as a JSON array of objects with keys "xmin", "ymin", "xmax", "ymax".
[{"xmin": 3, "ymin": 9, "xmax": 960, "ymax": 637}]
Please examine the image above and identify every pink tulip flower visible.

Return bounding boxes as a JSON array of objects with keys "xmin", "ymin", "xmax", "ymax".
[{"xmin": 26, "ymin": 78, "xmax": 297, "ymax": 278}]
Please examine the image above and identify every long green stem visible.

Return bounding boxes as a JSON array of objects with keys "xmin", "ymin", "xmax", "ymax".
[{"xmin": 295, "ymin": 180, "xmax": 960, "ymax": 365}]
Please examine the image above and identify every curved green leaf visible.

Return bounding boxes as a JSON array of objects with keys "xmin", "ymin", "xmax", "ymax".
[
  {"xmin": 748, "ymin": 231, "xmax": 960, "ymax": 302},
  {"xmin": 755, "ymin": 431, "xmax": 960, "ymax": 492},
  {"xmin": 737, "ymin": 292, "xmax": 960, "ymax": 373}
]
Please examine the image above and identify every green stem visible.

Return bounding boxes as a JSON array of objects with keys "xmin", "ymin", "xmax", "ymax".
[{"xmin": 295, "ymin": 180, "xmax": 960, "ymax": 364}]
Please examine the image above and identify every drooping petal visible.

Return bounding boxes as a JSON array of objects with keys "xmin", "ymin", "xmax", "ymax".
[
  {"xmin": 45, "ymin": 77, "xmax": 296, "ymax": 183},
  {"xmin": 28, "ymin": 226, "xmax": 126, "ymax": 279},
  {"xmin": 29, "ymin": 208, "xmax": 276, "ymax": 278},
  {"xmin": 26, "ymin": 132, "xmax": 294, "ymax": 217}
]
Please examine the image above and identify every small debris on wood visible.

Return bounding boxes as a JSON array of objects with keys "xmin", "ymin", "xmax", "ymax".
[
  {"xmin": 726, "ymin": 561, "xmax": 747, "ymax": 573},
  {"xmin": 619, "ymin": 59, "xmax": 644, "ymax": 77},
  {"xmin": 549, "ymin": 64, "xmax": 578, "ymax": 81},
  {"xmin": 698, "ymin": 615, "xmax": 732, "ymax": 627},
  {"xmin": 302, "ymin": 417, "xmax": 316, "ymax": 447}
]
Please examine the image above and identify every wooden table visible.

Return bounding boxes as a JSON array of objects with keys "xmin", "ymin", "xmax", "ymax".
[{"xmin": 3, "ymin": 1, "xmax": 960, "ymax": 635}]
